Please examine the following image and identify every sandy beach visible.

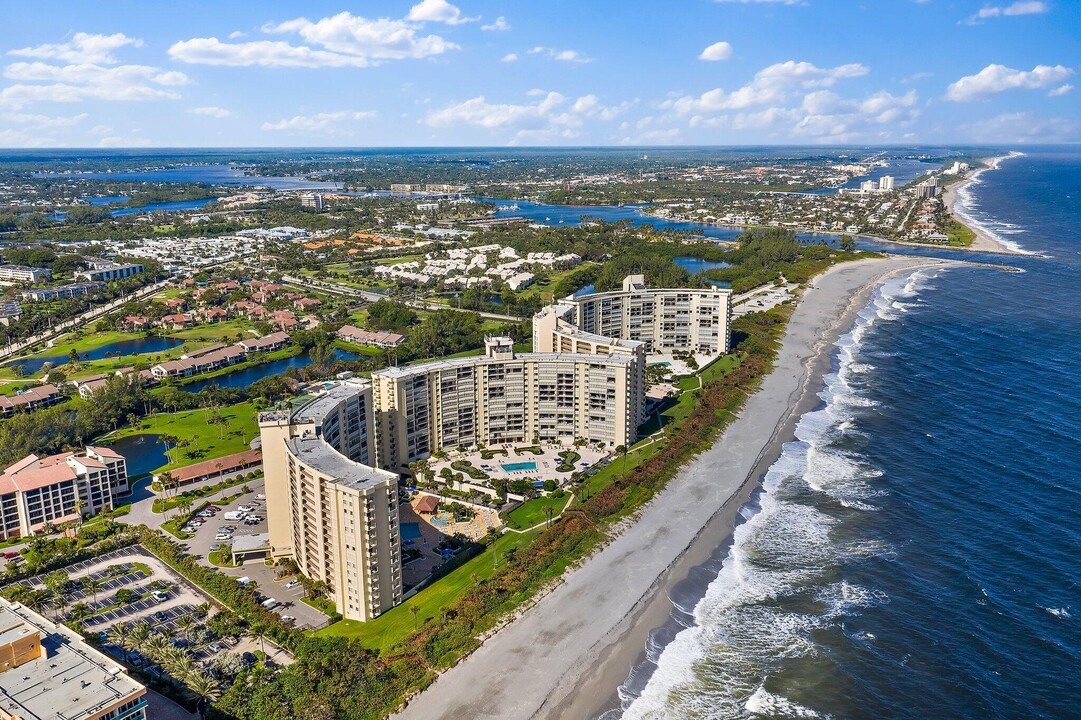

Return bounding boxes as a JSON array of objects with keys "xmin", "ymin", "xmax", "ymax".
[
  {"xmin": 940, "ymin": 153, "xmax": 1025, "ymax": 255},
  {"xmin": 394, "ymin": 254, "xmax": 958, "ymax": 720}
]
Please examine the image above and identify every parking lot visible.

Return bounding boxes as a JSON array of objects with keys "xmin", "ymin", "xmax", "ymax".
[{"xmin": 179, "ymin": 484, "xmax": 330, "ymax": 630}]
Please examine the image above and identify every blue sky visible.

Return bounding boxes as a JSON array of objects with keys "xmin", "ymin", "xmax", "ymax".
[{"xmin": 0, "ymin": 0, "xmax": 1078, "ymax": 147}]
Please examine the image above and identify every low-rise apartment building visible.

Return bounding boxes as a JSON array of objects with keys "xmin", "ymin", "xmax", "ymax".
[
  {"xmin": 0, "ymin": 265, "xmax": 51, "ymax": 283},
  {"xmin": 0, "ymin": 447, "xmax": 128, "ymax": 539},
  {"xmin": 0, "ymin": 385, "xmax": 61, "ymax": 417},
  {"xmin": 20, "ymin": 282, "xmax": 104, "ymax": 302},
  {"xmin": 151, "ymin": 332, "xmax": 290, "ymax": 378},
  {"xmin": 76, "ymin": 262, "xmax": 144, "ymax": 282}
]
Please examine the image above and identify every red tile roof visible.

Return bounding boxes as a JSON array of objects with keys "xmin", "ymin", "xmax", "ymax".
[{"xmin": 169, "ymin": 449, "xmax": 262, "ymax": 483}]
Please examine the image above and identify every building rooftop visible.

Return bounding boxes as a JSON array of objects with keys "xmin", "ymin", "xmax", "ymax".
[
  {"xmin": 0, "ymin": 600, "xmax": 144, "ymax": 720},
  {"xmin": 286, "ymin": 436, "xmax": 396, "ymax": 493},
  {"xmin": 375, "ymin": 350, "xmax": 636, "ymax": 380},
  {"xmin": 288, "ymin": 380, "xmax": 370, "ymax": 426}
]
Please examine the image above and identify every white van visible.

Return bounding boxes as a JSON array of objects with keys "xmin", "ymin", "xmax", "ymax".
[
  {"xmin": 224, "ymin": 511, "xmax": 245, "ymax": 521},
  {"xmin": 261, "ymin": 598, "xmax": 280, "ymax": 610}
]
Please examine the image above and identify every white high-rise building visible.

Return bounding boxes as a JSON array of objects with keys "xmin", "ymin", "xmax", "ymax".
[
  {"xmin": 371, "ymin": 337, "xmax": 641, "ymax": 474},
  {"xmin": 879, "ymin": 175, "xmax": 895, "ymax": 191},
  {"xmin": 260, "ymin": 381, "xmax": 402, "ymax": 622},
  {"xmin": 546, "ymin": 275, "xmax": 733, "ymax": 357}
]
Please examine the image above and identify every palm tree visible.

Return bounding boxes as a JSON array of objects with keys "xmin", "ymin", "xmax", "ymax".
[
  {"xmin": 176, "ymin": 614, "xmax": 197, "ymax": 641},
  {"xmin": 107, "ymin": 623, "xmax": 132, "ymax": 649},
  {"xmin": 615, "ymin": 444, "xmax": 628, "ymax": 473},
  {"xmin": 409, "ymin": 604, "xmax": 419, "ymax": 630},
  {"xmin": 73, "ymin": 498, "xmax": 84, "ymax": 537},
  {"xmin": 25, "ymin": 589, "xmax": 50, "ymax": 616},
  {"xmin": 127, "ymin": 621, "xmax": 152, "ymax": 652},
  {"xmin": 84, "ymin": 577, "xmax": 104, "ymax": 606},
  {"xmin": 184, "ymin": 671, "xmax": 221, "ymax": 720}
]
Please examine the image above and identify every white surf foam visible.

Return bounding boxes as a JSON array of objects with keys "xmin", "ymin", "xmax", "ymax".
[
  {"xmin": 952, "ymin": 153, "xmax": 1037, "ymax": 255},
  {"xmin": 617, "ymin": 273, "xmax": 931, "ymax": 719}
]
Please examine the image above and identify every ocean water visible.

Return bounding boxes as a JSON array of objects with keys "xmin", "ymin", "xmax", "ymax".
[{"xmin": 613, "ymin": 149, "xmax": 1081, "ymax": 720}]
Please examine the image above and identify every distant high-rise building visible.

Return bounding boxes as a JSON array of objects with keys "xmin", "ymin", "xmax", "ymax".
[
  {"xmin": 860, "ymin": 180, "xmax": 877, "ymax": 194},
  {"xmin": 879, "ymin": 175, "xmax": 895, "ymax": 191},
  {"xmin": 300, "ymin": 193, "xmax": 324, "ymax": 211}
]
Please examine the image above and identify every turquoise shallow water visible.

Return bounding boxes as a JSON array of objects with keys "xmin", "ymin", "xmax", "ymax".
[{"xmin": 612, "ymin": 150, "xmax": 1081, "ymax": 719}]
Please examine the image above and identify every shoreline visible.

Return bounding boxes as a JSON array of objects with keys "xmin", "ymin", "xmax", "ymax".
[
  {"xmin": 393, "ymin": 254, "xmax": 960, "ymax": 720},
  {"xmin": 942, "ymin": 152, "xmax": 1025, "ymax": 255}
]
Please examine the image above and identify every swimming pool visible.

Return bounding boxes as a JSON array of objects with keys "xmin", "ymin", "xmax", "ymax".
[
  {"xmin": 502, "ymin": 461, "xmax": 538, "ymax": 472},
  {"xmin": 401, "ymin": 522, "xmax": 423, "ymax": 540}
]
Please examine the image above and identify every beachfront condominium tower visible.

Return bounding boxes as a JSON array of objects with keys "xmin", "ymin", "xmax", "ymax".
[
  {"xmin": 371, "ymin": 336, "xmax": 641, "ymax": 474},
  {"xmin": 538, "ymin": 274, "xmax": 733, "ymax": 357},
  {"xmin": 259, "ymin": 381, "xmax": 402, "ymax": 622}
]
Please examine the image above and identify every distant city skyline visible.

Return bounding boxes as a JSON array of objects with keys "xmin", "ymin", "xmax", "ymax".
[{"xmin": 0, "ymin": 0, "xmax": 1078, "ymax": 147}]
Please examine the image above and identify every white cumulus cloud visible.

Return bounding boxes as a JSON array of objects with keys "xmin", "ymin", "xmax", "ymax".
[
  {"xmin": 501, "ymin": 53, "xmax": 518, "ymax": 63},
  {"xmin": 1049, "ymin": 84, "xmax": 1074, "ymax": 97},
  {"xmin": 261, "ymin": 110, "xmax": 376, "ymax": 133},
  {"xmin": 946, "ymin": 64, "xmax": 1073, "ymax": 101},
  {"xmin": 8, "ymin": 33, "xmax": 142, "ymax": 65},
  {"xmin": 407, "ymin": 0, "xmax": 478, "ymax": 25},
  {"xmin": 666, "ymin": 60, "xmax": 869, "ymax": 114},
  {"xmin": 482, "ymin": 16, "xmax": 510, "ymax": 31},
  {"xmin": 0, "ymin": 111, "xmax": 88, "ymax": 127},
  {"xmin": 698, "ymin": 41, "xmax": 733, "ymax": 61},
  {"xmin": 526, "ymin": 46, "xmax": 591, "ymax": 63},
  {"xmin": 1, "ymin": 32, "xmax": 186, "ymax": 108},
  {"xmin": 170, "ymin": 11, "xmax": 458, "ymax": 68},
  {"xmin": 968, "ymin": 1, "xmax": 1048, "ymax": 23},
  {"xmin": 424, "ymin": 91, "xmax": 626, "ymax": 141},
  {"xmin": 1, "ymin": 61, "xmax": 188, "ymax": 106},
  {"xmin": 191, "ymin": 106, "xmax": 232, "ymax": 118}
]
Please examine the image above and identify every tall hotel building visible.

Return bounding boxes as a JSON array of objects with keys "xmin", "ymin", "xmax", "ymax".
[
  {"xmin": 541, "ymin": 274, "xmax": 732, "ymax": 357},
  {"xmin": 371, "ymin": 337, "xmax": 641, "ymax": 474},
  {"xmin": 260, "ymin": 382, "xmax": 402, "ymax": 622}
]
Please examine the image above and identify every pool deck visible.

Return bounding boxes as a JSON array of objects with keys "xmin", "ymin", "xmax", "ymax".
[
  {"xmin": 428, "ymin": 443, "xmax": 607, "ymax": 487},
  {"xmin": 401, "ymin": 496, "xmax": 504, "ymax": 587}
]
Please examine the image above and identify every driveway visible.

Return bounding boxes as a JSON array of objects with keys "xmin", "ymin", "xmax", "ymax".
[{"xmin": 176, "ymin": 485, "xmax": 329, "ymax": 631}]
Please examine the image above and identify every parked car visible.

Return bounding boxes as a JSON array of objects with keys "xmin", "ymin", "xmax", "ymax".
[
  {"xmin": 151, "ymin": 591, "xmax": 168, "ymax": 602},
  {"xmin": 153, "ymin": 611, "xmax": 168, "ymax": 622},
  {"xmin": 209, "ymin": 544, "xmax": 220, "ymax": 552},
  {"xmin": 281, "ymin": 615, "xmax": 296, "ymax": 623},
  {"xmin": 255, "ymin": 494, "xmax": 266, "ymax": 500},
  {"xmin": 261, "ymin": 598, "xmax": 280, "ymax": 610},
  {"xmin": 284, "ymin": 580, "xmax": 300, "ymax": 590},
  {"xmin": 3, "ymin": 551, "xmax": 20, "ymax": 560},
  {"xmin": 215, "ymin": 533, "xmax": 232, "ymax": 541},
  {"xmin": 208, "ymin": 505, "xmax": 222, "ymax": 512}
]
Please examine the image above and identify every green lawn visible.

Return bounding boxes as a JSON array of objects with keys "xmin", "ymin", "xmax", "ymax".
[
  {"xmin": 317, "ymin": 530, "xmax": 534, "ymax": 652},
  {"xmin": 106, "ymin": 401, "xmax": 258, "ymax": 473},
  {"xmin": 165, "ymin": 320, "xmax": 256, "ymax": 342},
  {"xmin": 503, "ymin": 494, "xmax": 569, "ymax": 530},
  {"xmin": 578, "ymin": 441, "xmax": 664, "ymax": 503},
  {"xmin": 373, "ymin": 254, "xmax": 423, "ymax": 266}
]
